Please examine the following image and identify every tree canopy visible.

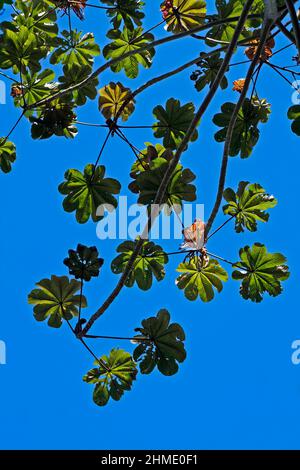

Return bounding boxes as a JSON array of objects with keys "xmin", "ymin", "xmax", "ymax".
[{"xmin": 0, "ymin": 0, "xmax": 296, "ymax": 406}]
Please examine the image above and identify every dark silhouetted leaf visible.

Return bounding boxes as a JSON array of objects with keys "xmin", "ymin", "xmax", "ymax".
[{"xmin": 133, "ymin": 309, "xmax": 186, "ymax": 376}]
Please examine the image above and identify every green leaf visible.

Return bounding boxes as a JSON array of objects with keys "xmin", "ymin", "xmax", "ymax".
[
  {"xmin": 2, "ymin": 0, "xmax": 58, "ymax": 44},
  {"xmin": 223, "ymin": 181, "xmax": 277, "ymax": 232},
  {"xmin": 232, "ymin": 243, "xmax": 289, "ymax": 302},
  {"xmin": 129, "ymin": 148, "xmax": 196, "ymax": 213},
  {"xmin": 103, "ymin": 27, "xmax": 155, "ymax": 79},
  {"xmin": 287, "ymin": 105, "xmax": 300, "ymax": 136},
  {"xmin": 152, "ymin": 98, "xmax": 199, "ymax": 150},
  {"xmin": 176, "ymin": 257, "xmax": 228, "ymax": 302},
  {"xmin": 213, "ymin": 98, "xmax": 270, "ymax": 158},
  {"xmin": 133, "ymin": 309, "xmax": 186, "ymax": 376},
  {"xmin": 59, "ymin": 164, "xmax": 121, "ymax": 224},
  {"xmin": 205, "ymin": 0, "xmax": 263, "ymax": 46},
  {"xmin": 191, "ymin": 52, "xmax": 228, "ymax": 91},
  {"xmin": 98, "ymin": 82, "xmax": 135, "ymax": 122},
  {"xmin": 0, "ymin": 138, "xmax": 16, "ymax": 173},
  {"xmin": 29, "ymin": 100, "xmax": 77, "ymax": 139},
  {"xmin": 161, "ymin": 0, "xmax": 206, "ymax": 34},
  {"xmin": 58, "ymin": 65, "xmax": 99, "ymax": 106},
  {"xmin": 12, "ymin": 69, "xmax": 56, "ymax": 113},
  {"xmin": 64, "ymin": 244, "xmax": 104, "ymax": 281},
  {"xmin": 28, "ymin": 275, "xmax": 87, "ymax": 328},
  {"xmin": 83, "ymin": 349, "xmax": 137, "ymax": 407},
  {"xmin": 100, "ymin": 0, "xmax": 145, "ymax": 30},
  {"xmin": 0, "ymin": 26, "xmax": 46, "ymax": 73},
  {"xmin": 50, "ymin": 30, "xmax": 100, "ymax": 70},
  {"xmin": 111, "ymin": 240, "xmax": 169, "ymax": 290}
]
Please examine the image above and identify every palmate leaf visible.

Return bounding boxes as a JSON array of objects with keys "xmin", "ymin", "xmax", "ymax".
[
  {"xmin": 133, "ymin": 309, "xmax": 186, "ymax": 376},
  {"xmin": 205, "ymin": 0, "xmax": 263, "ymax": 47},
  {"xmin": 83, "ymin": 349, "xmax": 137, "ymax": 406},
  {"xmin": 64, "ymin": 244, "xmax": 104, "ymax": 281},
  {"xmin": 50, "ymin": 30, "xmax": 100, "ymax": 70},
  {"xmin": 12, "ymin": 69, "xmax": 56, "ymax": 113},
  {"xmin": 153, "ymin": 98, "xmax": 199, "ymax": 150},
  {"xmin": 223, "ymin": 181, "xmax": 277, "ymax": 232},
  {"xmin": 8, "ymin": 0, "xmax": 58, "ymax": 42},
  {"xmin": 176, "ymin": 258, "xmax": 228, "ymax": 302},
  {"xmin": 161, "ymin": 0, "xmax": 206, "ymax": 34},
  {"xmin": 29, "ymin": 100, "xmax": 77, "ymax": 139},
  {"xmin": 100, "ymin": 0, "xmax": 145, "ymax": 30},
  {"xmin": 213, "ymin": 98, "xmax": 270, "ymax": 158},
  {"xmin": 129, "ymin": 150, "xmax": 196, "ymax": 214},
  {"xmin": 98, "ymin": 82, "xmax": 135, "ymax": 122},
  {"xmin": 0, "ymin": 26, "xmax": 46, "ymax": 74},
  {"xmin": 111, "ymin": 240, "xmax": 169, "ymax": 290},
  {"xmin": 191, "ymin": 52, "xmax": 228, "ymax": 91},
  {"xmin": 59, "ymin": 164, "xmax": 121, "ymax": 224},
  {"xmin": 28, "ymin": 275, "xmax": 87, "ymax": 328},
  {"xmin": 0, "ymin": 139, "xmax": 16, "ymax": 173},
  {"xmin": 58, "ymin": 65, "xmax": 99, "ymax": 106},
  {"xmin": 232, "ymin": 243, "xmax": 289, "ymax": 302},
  {"xmin": 103, "ymin": 27, "xmax": 155, "ymax": 79},
  {"xmin": 287, "ymin": 105, "xmax": 300, "ymax": 136}
]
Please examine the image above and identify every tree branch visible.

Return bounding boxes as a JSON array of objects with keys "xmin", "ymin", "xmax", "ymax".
[
  {"xmin": 205, "ymin": 19, "xmax": 274, "ymax": 238},
  {"xmin": 80, "ymin": 0, "xmax": 256, "ymax": 337},
  {"xmin": 285, "ymin": 0, "xmax": 300, "ymax": 58},
  {"xmin": 26, "ymin": 13, "xmax": 262, "ymax": 110}
]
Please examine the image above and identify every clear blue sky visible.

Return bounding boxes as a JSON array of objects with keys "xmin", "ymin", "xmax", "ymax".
[{"xmin": 1, "ymin": 1, "xmax": 300, "ymax": 450}]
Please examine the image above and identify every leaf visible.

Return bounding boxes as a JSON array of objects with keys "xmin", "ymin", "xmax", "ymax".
[
  {"xmin": 83, "ymin": 349, "xmax": 137, "ymax": 407},
  {"xmin": 58, "ymin": 65, "xmax": 99, "ymax": 106},
  {"xmin": 111, "ymin": 240, "xmax": 169, "ymax": 290},
  {"xmin": 223, "ymin": 181, "xmax": 277, "ymax": 232},
  {"xmin": 28, "ymin": 275, "xmax": 87, "ymax": 328},
  {"xmin": 161, "ymin": 0, "xmax": 206, "ymax": 34},
  {"xmin": 29, "ymin": 100, "xmax": 77, "ymax": 139},
  {"xmin": 59, "ymin": 164, "xmax": 121, "ymax": 224},
  {"xmin": 205, "ymin": 0, "xmax": 263, "ymax": 46},
  {"xmin": 64, "ymin": 244, "xmax": 104, "ymax": 281},
  {"xmin": 98, "ymin": 82, "xmax": 135, "ymax": 122},
  {"xmin": 12, "ymin": 69, "xmax": 56, "ymax": 113},
  {"xmin": 0, "ymin": 138, "xmax": 16, "ymax": 173},
  {"xmin": 0, "ymin": 26, "xmax": 47, "ymax": 73},
  {"xmin": 103, "ymin": 27, "xmax": 155, "ymax": 79},
  {"xmin": 152, "ymin": 98, "xmax": 199, "ymax": 150},
  {"xmin": 3, "ymin": 0, "xmax": 58, "ymax": 44},
  {"xmin": 133, "ymin": 309, "xmax": 186, "ymax": 376},
  {"xmin": 287, "ymin": 105, "xmax": 300, "ymax": 136},
  {"xmin": 191, "ymin": 52, "xmax": 228, "ymax": 91},
  {"xmin": 50, "ymin": 30, "xmax": 100, "ymax": 70},
  {"xmin": 232, "ymin": 243, "xmax": 289, "ymax": 302},
  {"xmin": 129, "ymin": 149, "xmax": 196, "ymax": 213},
  {"xmin": 213, "ymin": 98, "xmax": 271, "ymax": 158},
  {"xmin": 176, "ymin": 257, "xmax": 228, "ymax": 302},
  {"xmin": 100, "ymin": 0, "xmax": 145, "ymax": 30}
]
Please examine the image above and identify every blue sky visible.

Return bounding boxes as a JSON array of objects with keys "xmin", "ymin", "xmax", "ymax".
[{"xmin": 1, "ymin": 1, "xmax": 300, "ymax": 450}]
